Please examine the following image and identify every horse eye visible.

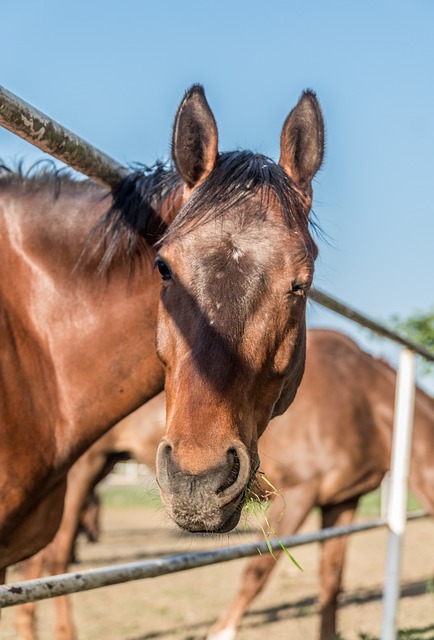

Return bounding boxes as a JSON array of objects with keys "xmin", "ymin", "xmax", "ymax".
[
  {"xmin": 154, "ymin": 257, "xmax": 172, "ymax": 281},
  {"xmin": 290, "ymin": 282, "xmax": 306, "ymax": 296}
]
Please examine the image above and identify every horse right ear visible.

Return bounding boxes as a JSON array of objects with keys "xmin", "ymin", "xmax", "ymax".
[
  {"xmin": 172, "ymin": 85, "xmax": 219, "ymax": 191},
  {"xmin": 279, "ymin": 90, "xmax": 325, "ymax": 193}
]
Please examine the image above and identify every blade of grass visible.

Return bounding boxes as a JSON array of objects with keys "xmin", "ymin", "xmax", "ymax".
[{"xmin": 243, "ymin": 471, "xmax": 303, "ymax": 571}]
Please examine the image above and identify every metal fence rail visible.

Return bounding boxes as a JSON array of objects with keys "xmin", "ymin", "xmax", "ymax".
[
  {"xmin": 1, "ymin": 84, "xmax": 433, "ymax": 639},
  {"xmin": 0, "ymin": 512, "xmax": 427, "ymax": 609},
  {"xmin": 309, "ymin": 288, "xmax": 434, "ymax": 363},
  {"xmin": 0, "ymin": 84, "xmax": 128, "ymax": 189}
]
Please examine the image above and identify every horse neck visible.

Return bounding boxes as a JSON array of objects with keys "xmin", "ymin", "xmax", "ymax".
[
  {"xmin": 0, "ymin": 185, "xmax": 164, "ymax": 469},
  {"xmin": 60, "ymin": 270, "xmax": 164, "ymax": 460}
]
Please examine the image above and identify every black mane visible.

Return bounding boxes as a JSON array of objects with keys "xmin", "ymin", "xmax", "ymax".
[
  {"xmin": 0, "ymin": 159, "xmax": 98, "ymax": 198},
  {"xmin": 88, "ymin": 162, "xmax": 181, "ymax": 271},
  {"xmin": 161, "ymin": 151, "xmax": 316, "ymax": 253}
]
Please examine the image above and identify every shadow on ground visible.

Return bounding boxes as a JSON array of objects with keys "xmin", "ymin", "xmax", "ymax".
[{"xmin": 127, "ymin": 579, "xmax": 433, "ymax": 640}]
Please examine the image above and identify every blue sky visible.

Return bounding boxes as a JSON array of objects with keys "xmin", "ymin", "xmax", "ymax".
[{"xmin": 1, "ymin": 1, "xmax": 433, "ymax": 373}]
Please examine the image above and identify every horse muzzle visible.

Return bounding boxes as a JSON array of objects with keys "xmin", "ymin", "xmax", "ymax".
[{"xmin": 156, "ymin": 440, "xmax": 253, "ymax": 533}]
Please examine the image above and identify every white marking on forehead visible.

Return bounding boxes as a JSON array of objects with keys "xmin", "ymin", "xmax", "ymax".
[
  {"xmin": 232, "ymin": 247, "xmax": 244, "ymax": 262},
  {"xmin": 215, "ymin": 302, "xmax": 221, "ymax": 309}
]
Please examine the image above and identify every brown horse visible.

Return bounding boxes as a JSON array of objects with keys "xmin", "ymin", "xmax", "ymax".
[
  {"xmin": 14, "ymin": 393, "xmax": 166, "ymax": 640},
  {"xmin": 208, "ymin": 330, "xmax": 434, "ymax": 640},
  {"xmin": 0, "ymin": 159, "xmax": 172, "ymax": 576},
  {"xmin": 0, "ymin": 84, "xmax": 324, "ymax": 575}
]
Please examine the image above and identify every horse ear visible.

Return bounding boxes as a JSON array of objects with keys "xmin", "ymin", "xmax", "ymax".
[
  {"xmin": 172, "ymin": 85, "xmax": 218, "ymax": 190},
  {"xmin": 279, "ymin": 90, "xmax": 325, "ymax": 190}
]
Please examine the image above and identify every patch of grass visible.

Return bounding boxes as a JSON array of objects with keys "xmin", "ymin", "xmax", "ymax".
[
  {"xmin": 397, "ymin": 626, "xmax": 434, "ymax": 639},
  {"xmin": 358, "ymin": 488, "xmax": 423, "ymax": 518},
  {"xmin": 98, "ymin": 484, "xmax": 162, "ymax": 509},
  {"xmin": 333, "ymin": 625, "xmax": 434, "ymax": 640}
]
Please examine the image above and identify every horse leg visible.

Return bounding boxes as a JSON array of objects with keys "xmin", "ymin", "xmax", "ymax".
[
  {"xmin": 409, "ymin": 458, "xmax": 434, "ymax": 584},
  {"xmin": 13, "ymin": 549, "xmax": 46, "ymax": 640},
  {"xmin": 207, "ymin": 481, "xmax": 319, "ymax": 640},
  {"xmin": 47, "ymin": 452, "xmax": 107, "ymax": 640},
  {"xmin": 318, "ymin": 497, "xmax": 359, "ymax": 640},
  {"xmin": 47, "ymin": 519, "xmax": 81, "ymax": 640},
  {"xmin": 48, "ymin": 548, "xmax": 75, "ymax": 640}
]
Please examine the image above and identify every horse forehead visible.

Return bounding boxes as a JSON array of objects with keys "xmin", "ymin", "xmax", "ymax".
[
  {"xmin": 190, "ymin": 219, "xmax": 310, "ymax": 283},
  {"xmin": 182, "ymin": 208, "xmax": 290, "ymax": 259},
  {"xmin": 165, "ymin": 207, "xmax": 311, "ymax": 321},
  {"xmin": 187, "ymin": 224, "xmax": 278, "ymax": 284},
  {"xmin": 185, "ymin": 228, "xmax": 292, "ymax": 336}
]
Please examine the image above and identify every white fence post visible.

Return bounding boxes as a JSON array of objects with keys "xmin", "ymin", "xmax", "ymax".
[
  {"xmin": 381, "ymin": 348, "xmax": 416, "ymax": 640},
  {"xmin": 380, "ymin": 472, "xmax": 390, "ymax": 520}
]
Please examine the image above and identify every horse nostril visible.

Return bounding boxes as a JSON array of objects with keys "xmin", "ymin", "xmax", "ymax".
[
  {"xmin": 159, "ymin": 442, "xmax": 173, "ymax": 463},
  {"xmin": 156, "ymin": 440, "xmax": 175, "ymax": 491},
  {"xmin": 217, "ymin": 448, "xmax": 241, "ymax": 494}
]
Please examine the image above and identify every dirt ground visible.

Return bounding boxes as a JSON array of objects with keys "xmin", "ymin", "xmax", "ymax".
[{"xmin": 2, "ymin": 501, "xmax": 433, "ymax": 640}]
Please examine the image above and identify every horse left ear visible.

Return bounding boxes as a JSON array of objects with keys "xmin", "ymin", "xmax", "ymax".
[
  {"xmin": 279, "ymin": 90, "xmax": 325, "ymax": 192},
  {"xmin": 172, "ymin": 85, "xmax": 218, "ymax": 191}
]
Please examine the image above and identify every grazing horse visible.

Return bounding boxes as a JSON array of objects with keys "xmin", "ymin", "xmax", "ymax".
[
  {"xmin": 208, "ymin": 330, "xmax": 434, "ymax": 640},
  {"xmin": 14, "ymin": 393, "xmax": 166, "ymax": 640},
  {"xmin": 0, "ymin": 85, "xmax": 324, "ymax": 575}
]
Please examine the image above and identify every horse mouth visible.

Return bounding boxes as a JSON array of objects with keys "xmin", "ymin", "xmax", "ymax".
[
  {"xmin": 207, "ymin": 461, "xmax": 260, "ymax": 534},
  {"xmin": 157, "ymin": 446, "xmax": 260, "ymax": 534},
  {"xmin": 165, "ymin": 476, "xmax": 251, "ymax": 535},
  {"xmin": 213, "ymin": 490, "xmax": 246, "ymax": 533},
  {"xmin": 189, "ymin": 465, "xmax": 260, "ymax": 535}
]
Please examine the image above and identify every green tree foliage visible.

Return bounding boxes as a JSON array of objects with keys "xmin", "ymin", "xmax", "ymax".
[
  {"xmin": 391, "ymin": 307, "xmax": 434, "ymax": 373},
  {"xmin": 392, "ymin": 308, "xmax": 434, "ymax": 352}
]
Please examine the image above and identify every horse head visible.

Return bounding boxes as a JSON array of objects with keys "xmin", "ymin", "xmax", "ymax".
[{"xmin": 155, "ymin": 85, "xmax": 324, "ymax": 533}]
